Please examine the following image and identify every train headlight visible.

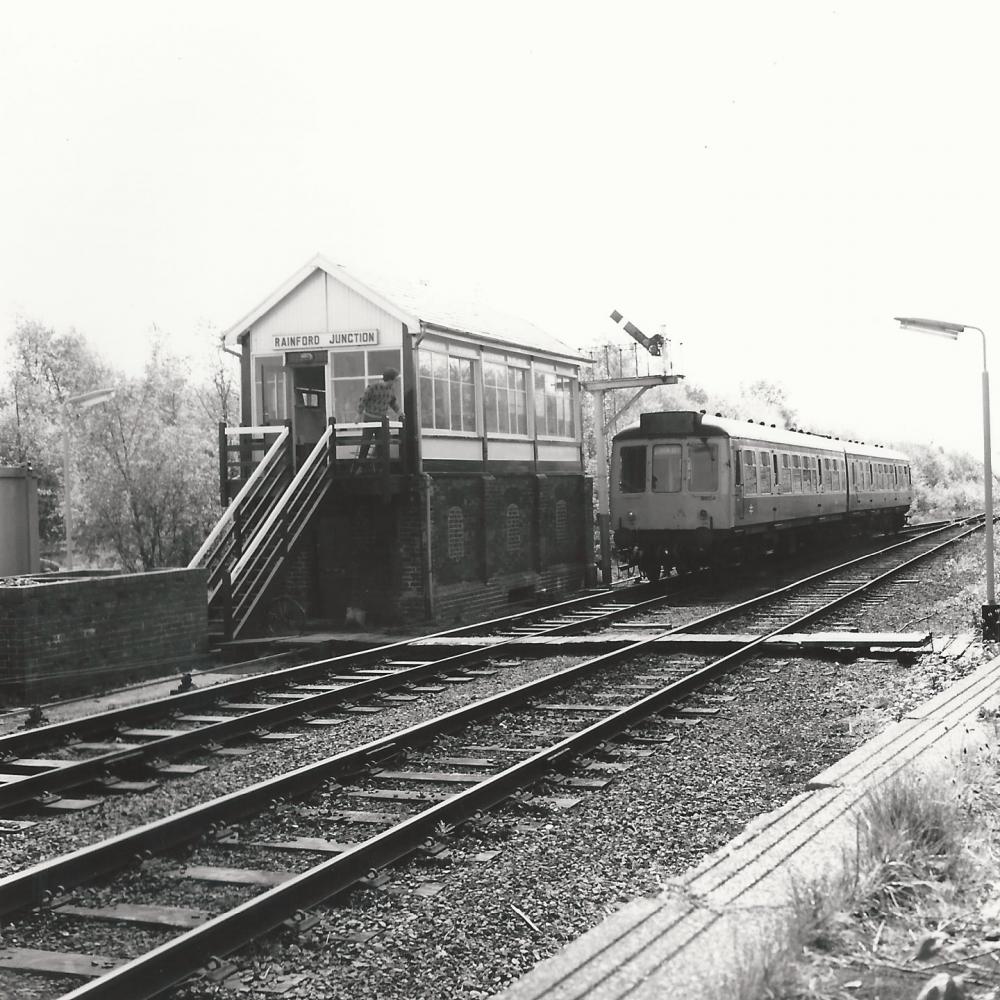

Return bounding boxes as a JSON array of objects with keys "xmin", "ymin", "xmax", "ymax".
[
  {"xmin": 626, "ymin": 511, "xmax": 637, "ymax": 524},
  {"xmin": 698, "ymin": 509, "xmax": 708, "ymax": 520}
]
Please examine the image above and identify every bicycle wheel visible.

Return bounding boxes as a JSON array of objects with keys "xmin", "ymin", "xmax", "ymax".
[{"xmin": 266, "ymin": 595, "xmax": 307, "ymax": 636}]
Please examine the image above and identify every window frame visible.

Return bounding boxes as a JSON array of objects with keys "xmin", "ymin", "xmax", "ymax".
[{"xmin": 418, "ymin": 345, "xmax": 479, "ymax": 435}]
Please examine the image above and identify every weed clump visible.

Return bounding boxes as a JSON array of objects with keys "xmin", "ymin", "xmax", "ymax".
[{"xmin": 853, "ymin": 770, "xmax": 972, "ymax": 914}]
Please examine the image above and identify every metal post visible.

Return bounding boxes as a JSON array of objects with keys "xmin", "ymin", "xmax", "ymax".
[
  {"xmin": 592, "ymin": 388, "xmax": 612, "ymax": 587},
  {"xmin": 983, "ymin": 365, "xmax": 994, "ymax": 604},
  {"xmin": 218, "ymin": 422, "xmax": 228, "ymax": 507},
  {"xmin": 63, "ymin": 407, "xmax": 73, "ymax": 571}
]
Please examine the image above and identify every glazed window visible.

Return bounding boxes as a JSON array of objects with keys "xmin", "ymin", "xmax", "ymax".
[
  {"xmin": 742, "ymin": 449, "xmax": 758, "ymax": 494},
  {"xmin": 792, "ymin": 454, "xmax": 803, "ymax": 493},
  {"xmin": 256, "ymin": 356, "xmax": 289, "ymax": 424},
  {"xmin": 689, "ymin": 442, "xmax": 718, "ymax": 492},
  {"xmin": 533, "ymin": 369, "xmax": 577, "ymax": 437},
  {"xmin": 484, "ymin": 357, "xmax": 528, "ymax": 435},
  {"xmin": 619, "ymin": 446, "xmax": 647, "ymax": 493},
  {"xmin": 419, "ymin": 349, "xmax": 476, "ymax": 432},
  {"xmin": 329, "ymin": 349, "xmax": 402, "ymax": 424},
  {"xmin": 652, "ymin": 444, "xmax": 682, "ymax": 493},
  {"xmin": 758, "ymin": 451, "xmax": 772, "ymax": 493}
]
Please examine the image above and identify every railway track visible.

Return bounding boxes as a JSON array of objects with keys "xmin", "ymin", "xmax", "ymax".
[
  {"xmin": 0, "ymin": 583, "xmax": 687, "ymax": 816},
  {"xmin": 0, "ymin": 516, "xmax": 981, "ymax": 999},
  {"xmin": 0, "ymin": 520, "xmax": 965, "ymax": 818}
]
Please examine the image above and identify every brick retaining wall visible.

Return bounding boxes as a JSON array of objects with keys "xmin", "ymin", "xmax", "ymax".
[{"xmin": 0, "ymin": 568, "xmax": 208, "ymax": 703}]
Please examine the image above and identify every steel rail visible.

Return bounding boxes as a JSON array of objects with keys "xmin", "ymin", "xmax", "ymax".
[
  {"xmin": 0, "ymin": 519, "xmax": 963, "ymax": 812},
  {"xmin": 3, "ymin": 516, "xmax": 959, "ymax": 760},
  {"xmin": 45, "ymin": 514, "xmax": 982, "ymax": 1000},
  {"xmin": 0, "ymin": 586, "xmax": 686, "ymax": 812},
  {"xmin": 0, "ymin": 516, "xmax": 976, "ymax": 918},
  {"xmin": 0, "ymin": 576, "xmax": 679, "ymax": 761}
]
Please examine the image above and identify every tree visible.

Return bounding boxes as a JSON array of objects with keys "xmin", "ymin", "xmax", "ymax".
[
  {"xmin": 73, "ymin": 342, "xmax": 222, "ymax": 571},
  {"xmin": 0, "ymin": 319, "xmax": 113, "ymax": 542},
  {"xmin": 0, "ymin": 317, "xmax": 230, "ymax": 570}
]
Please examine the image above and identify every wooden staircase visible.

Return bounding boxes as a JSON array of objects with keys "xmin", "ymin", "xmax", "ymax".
[{"xmin": 191, "ymin": 426, "xmax": 336, "ymax": 642}]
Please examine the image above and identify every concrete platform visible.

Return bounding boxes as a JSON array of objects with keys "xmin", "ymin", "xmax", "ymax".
[{"xmin": 492, "ymin": 647, "xmax": 1000, "ymax": 1000}]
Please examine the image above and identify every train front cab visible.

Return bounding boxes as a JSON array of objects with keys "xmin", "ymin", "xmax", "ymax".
[{"xmin": 612, "ymin": 431, "xmax": 731, "ymax": 578}]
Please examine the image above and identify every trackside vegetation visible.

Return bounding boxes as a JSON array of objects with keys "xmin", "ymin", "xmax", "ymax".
[{"xmin": 724, "ymin": 715, "xmax": 1000, "ymax": 1000}]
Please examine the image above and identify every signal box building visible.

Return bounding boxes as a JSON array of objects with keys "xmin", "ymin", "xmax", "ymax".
[{"xmin": 199, "ymin": 255, "xmax": 593, "ymax": 637}]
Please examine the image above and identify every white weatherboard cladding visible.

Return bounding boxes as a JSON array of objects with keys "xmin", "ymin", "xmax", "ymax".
[
  {"xmin": 488, "ymin": 440, "xmax": 533, "ymax": 462},
  {"xmin": 538, "ymin": 442, "xmax": 581, "ymax": 464},
  {"xmin": 422, "ymin": 437, "xmax": 483, "ymax": 462},
  {"xmin": 250, "ymin": 270, "xmax": 404, "ymax": 355}
]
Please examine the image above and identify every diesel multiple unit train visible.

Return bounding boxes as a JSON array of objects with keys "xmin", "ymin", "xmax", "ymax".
[{"xmin": 610, "ymin": 410, "xmax": 914, "ymax": 580}]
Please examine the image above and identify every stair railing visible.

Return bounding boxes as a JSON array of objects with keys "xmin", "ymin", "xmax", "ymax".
[
  {"xmin": 190, "ymin": 424, "xmax": 291, "ymax": 604},
  {"xmin": 227, "ymin": 425, "xmax": 335, "ymax": 638}
]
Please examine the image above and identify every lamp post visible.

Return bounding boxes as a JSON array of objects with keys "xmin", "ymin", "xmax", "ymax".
[
  {"xmin": 895, "ymin": 316, "xmax": 996, "ymax": 633},
  {"xmin": 63, "ymin": 388, "xmax": 115, "ymax": 571}
]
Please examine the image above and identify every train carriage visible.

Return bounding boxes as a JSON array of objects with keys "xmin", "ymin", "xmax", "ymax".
[{"xmin": 610, "ymin": 411, "xmax": 912, "ymax": 579}]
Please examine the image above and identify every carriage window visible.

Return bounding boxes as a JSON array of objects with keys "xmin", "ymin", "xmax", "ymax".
[
  {"xmin": 758, "ymin": 450, "xmax": 772, "ymax": 493},
  {"xmin": 780, "ymin": 453, "xmax": 791, "ymax": 491},
  {"xmin": 792, "ymin": 454, "xmax": 803, "ymax": 493},
  {"xmin": 619, "ymin": 446, "xmax": 647, "ymax": 493},
  {"xmin": 652, "ymin": 444, "xmax": 682, "ymax": 492},
  {"xmin": 742, "ymin": 450, "xmax": 757, "ymax": 494},
  {"xmin": 689, "ymin": 442, "xmax": 719, "ymax": 492}
]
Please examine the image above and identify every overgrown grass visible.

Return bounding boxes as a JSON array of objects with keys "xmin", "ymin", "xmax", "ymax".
[{"xmin": 722, "ymin": 722, "xmax": 1000, "ymax": 1000}]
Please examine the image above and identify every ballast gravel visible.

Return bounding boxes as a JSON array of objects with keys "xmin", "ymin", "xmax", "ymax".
[{"xmin": 0, "ymin": 533, "xmax": 992, "ymax": 1000}]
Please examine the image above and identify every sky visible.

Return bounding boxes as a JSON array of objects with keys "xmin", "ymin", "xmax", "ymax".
[{"xmin": 2, "ymin": 1, "xmax": 998, "ymax": 455}]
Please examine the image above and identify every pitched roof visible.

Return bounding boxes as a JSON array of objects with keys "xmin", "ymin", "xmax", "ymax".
[{"xmin": 223, "ymin": 253, "xmax": 584, "ymax": 363}]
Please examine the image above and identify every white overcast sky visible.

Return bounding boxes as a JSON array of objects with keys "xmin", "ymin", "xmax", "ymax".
[{"xmin": 2, "ymin": 1, "xmax": 998, "ymax": 454}]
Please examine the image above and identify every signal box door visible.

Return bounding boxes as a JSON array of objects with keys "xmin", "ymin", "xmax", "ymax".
[{"xmin": 291, "ymin": 364, "xmax": 327, "ymax": 467}]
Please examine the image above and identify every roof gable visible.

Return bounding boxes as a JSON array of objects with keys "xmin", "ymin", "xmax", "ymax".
[{"xmin": 223, "ymin": 254, "xmax": 584, "ymax": 363}]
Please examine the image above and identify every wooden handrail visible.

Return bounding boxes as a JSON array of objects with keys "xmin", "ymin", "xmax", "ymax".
[
  {"xmin": 189, "ymin": 426, "xmax": 290, "ymax": 569},
  {"xmin": 230, "ymin": 426, "xmax": 333, "ymax": 583},
  {"xmin": 223, "ymin": 424, "xmax": 289, "ymax": 437}
]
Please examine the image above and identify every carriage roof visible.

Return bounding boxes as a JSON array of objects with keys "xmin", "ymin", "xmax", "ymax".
[{"xmin": 613, "ymin": 411, "xmax": 910, "ymax": 463}]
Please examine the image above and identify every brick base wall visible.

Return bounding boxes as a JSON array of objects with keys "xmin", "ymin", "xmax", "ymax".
[
  {"xmin": 0, "ymin": 569, "xmax": 208, "ymax": 703},
  {"xmin": 260, "ymin": 471, "xmax": 593, "ymax": 631}
]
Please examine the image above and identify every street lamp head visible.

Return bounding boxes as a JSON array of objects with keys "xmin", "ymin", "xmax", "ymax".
[
  {"xmin": 894, "ymin": 316, "xmax": 964, "ymax": 339},
  {"xmin": 66, "ymin": 388, "xmax": 116, "ymax": 410}
]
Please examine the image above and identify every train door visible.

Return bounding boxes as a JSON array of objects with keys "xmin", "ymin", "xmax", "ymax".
[{"xmin": 733, "ymin": 448, "xmax": 745, "ymax": 519}]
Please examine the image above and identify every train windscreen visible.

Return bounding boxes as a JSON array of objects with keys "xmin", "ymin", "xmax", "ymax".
[
  {"xmin": 689, "ymin": 443, "xmax": 719, "ymax": 492},
  {"xmin": 619, "ymin": 446, "xmax": 647, "ymax": 493}
]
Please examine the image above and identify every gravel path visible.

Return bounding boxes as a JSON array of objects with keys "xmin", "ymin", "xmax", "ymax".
[{"xmin": 0, "ymin": 531, "xmax": 991, "ymax": 1000}]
